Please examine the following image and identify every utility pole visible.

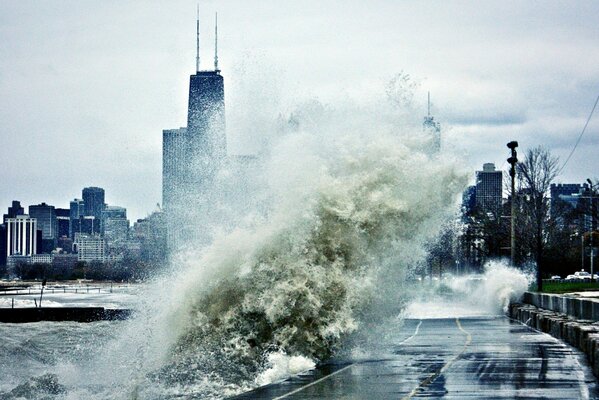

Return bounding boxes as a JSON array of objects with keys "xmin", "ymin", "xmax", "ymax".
[{"xmin": 507, "ymin": 141, "xmax": 518, "ymax": 267}]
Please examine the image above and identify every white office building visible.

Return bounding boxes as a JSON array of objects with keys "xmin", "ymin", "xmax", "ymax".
[{"xmin": 6, "ymin": 215, "xmax": 37, "ymax": 257}]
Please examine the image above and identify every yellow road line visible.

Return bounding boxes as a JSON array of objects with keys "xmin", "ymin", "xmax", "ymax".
[{"xmin": 401, "ymin": 318, "xmax": 472, "ymax": 400}]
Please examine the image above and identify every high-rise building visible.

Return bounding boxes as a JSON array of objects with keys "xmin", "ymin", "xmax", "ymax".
[
  {"xmin": 0, "ymin": 224, "xmax": 6, "ymax": 267},
  {"xmin": 163, "ymin": 11, "xmax": 225, "ymax": 252},
  {"xmin": 69, "ymin": 199, "xmax": 85, "ymax": 239},
  {"xmin": 55, "ymin": 208, "xmax": 70, "ymax": 238},
  {"xmin": 550, "ymin": 183, "xmax": 588, "ymax": 211},
  {"xmin": 74, "ymin": 234, "xmax": 106, "ymax": 262},
  {"xmin": 29, "ymin": 203, "xmax": 58, "ymax": 245},
  {"xmin": 475, "ymin": 163, "xmax": 503, "ymax": 215},
  {"xmin": 3, "ymin": 200, "xmax": 24, "ymax": 224},
  {"xmin": 1, "ymin": 201, "xmax": 25, "ymax": 266},
  {"xmin": 6, "ymin": 215, "xmax": 38, "ymax": 257},
  {"xmin": 102, "ymin": 206, "xmax": 129, "ymax": 247},
  {"xmin": 82, "ymin": 187, "xmax": 105, "ymax": 221},
  {"xmin": 77, "ymin": 216, "xmax": 101, "ymax": 237},
  {"xmin": 462, "ymin": 185, "xmax": 477, "ymax": 216},
  {"xmin": 423, "ymin": 92, "xmax": 441, "ymax": 152}
]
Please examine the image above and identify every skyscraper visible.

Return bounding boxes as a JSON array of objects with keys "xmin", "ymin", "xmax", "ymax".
[
  {"xmin": 3, "ymin": 200, "xmax": 24, "ymax": 224},
  {"xmin": 163, "ymin": 10, "xmax": 225, "ymax": 252},
  {"xmin": 82, "ymin": 187, "xmax": 105, "ymax": 221},
  {"xmin": 6, "ymin": 215, "xmax": 38, "ymax": 257},
  {"xmin": 475, "ymin": 163, "xmax": 503, "ymax": 215},
  {"xmin": 29, "ymin": 203, "xmax": 58, "ymax": 253},
  {"xmin": 55, "ymin": 208, "xmax": 70, "ymax": 238},
  {"xmin": 69, "ymin": 199, "xmax": 85, "ymax": 239},
  {"xmin": 423, "ymin": 92, "xmax": 441, "ymax": 152},
  {"xmin": 102, "ymin": 206, "xmax": 129, "ymax": 247},
  {"xmin": 1, "ymin": 201, "xmax": 24, "ymax": 266}
]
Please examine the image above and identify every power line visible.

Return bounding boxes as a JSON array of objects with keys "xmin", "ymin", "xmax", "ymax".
[{"xmin": 558, "ymin": 94, "xmax": 599, "ymax": 175}]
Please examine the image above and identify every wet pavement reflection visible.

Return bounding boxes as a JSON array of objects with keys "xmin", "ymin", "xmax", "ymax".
[{"xmin": 231, "ymin": 317, "xmax": 599, "ymax": 399}]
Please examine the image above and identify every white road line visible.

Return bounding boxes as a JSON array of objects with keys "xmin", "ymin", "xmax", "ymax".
[
  {"xmin": 274, "ymin": 319, "xmax": 423, "ymax": 399},
  {"xmin": 398, "ymin": 320, "xmax": 422, "ymax": 345},
  {"xmin": 272, "ymin": 364, "xmax": 354, "ymax": 400}
]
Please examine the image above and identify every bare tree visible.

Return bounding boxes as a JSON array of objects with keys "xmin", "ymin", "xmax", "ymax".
[{"xmin": 516, "ymin": 146, "xmax": 559, "ymax": 291}]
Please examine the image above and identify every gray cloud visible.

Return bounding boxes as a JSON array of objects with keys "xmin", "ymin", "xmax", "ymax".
[{"xmin": 1, "ymin": 0, "xmax": 599, "ymax": 219}]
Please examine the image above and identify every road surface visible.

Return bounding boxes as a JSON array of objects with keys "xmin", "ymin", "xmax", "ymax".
[{"xmin": 231, "ymin": 316, "xmax": 599, "ymax": 399}]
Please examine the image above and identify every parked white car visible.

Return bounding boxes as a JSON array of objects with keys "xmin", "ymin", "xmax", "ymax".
[
  {"xmin": 564, "ymin": 270, "xmax": 594, "ymax": 281},
  {"xmin": 550, "ymin": 275, "xmax": 561, "ymax": 280}
]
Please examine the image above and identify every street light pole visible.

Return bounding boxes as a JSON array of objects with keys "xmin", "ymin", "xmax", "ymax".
[{"xmin": 507, "ymin": 141, "xmax": 519, "ymax": 267}]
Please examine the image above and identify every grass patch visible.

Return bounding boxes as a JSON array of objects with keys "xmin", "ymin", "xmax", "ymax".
[{"xmin": 540, "ymin": 281, "xmax": 599, "ymax": 294}]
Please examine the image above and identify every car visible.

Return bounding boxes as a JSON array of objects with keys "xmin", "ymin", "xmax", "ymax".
[
  {"xmin": 550, "ymin": 275, "xmax": 561, "ymax": 280},
  {"xmin": 565, "ymin": 270, "xmax": 592, "ymax": 281}
]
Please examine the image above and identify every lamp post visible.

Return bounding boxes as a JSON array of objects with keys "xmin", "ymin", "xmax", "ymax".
[
  {"xmin": 507, "ymin": 141, "xmax": 518, "ymax": 267},
  {"xmin": 587, "ymin": 179, "xmax": 596, "ymax": 283}
]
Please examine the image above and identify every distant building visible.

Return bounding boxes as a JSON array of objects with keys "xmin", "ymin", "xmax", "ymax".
[
  {"xmin": 550, "ymin": 183, "xmax": 588, "ymax": 212},
  {"xmin": 475, "ymin": 163, "xmax": 503, "ymax": 215},
  {"xmin": 82, "ymin": 187, "xmax": 105, "ymax": 221},
  {"xmin": 163, "ymin": 127, "xmax": 187, "ymax": 249},
  {"xmin": 422, "ymin": 92, "xmax": 441, "ymax": 152},
  {"xmin": 55, "ymin": 208, "xmax": 70, "ymax": 238},
  {"xmin": 1, "ymin": 201, "xmax": 25, "ymax": 267},
  {"xmin": 0, "ymin": 224, "xmax": 6, "ymax": 267},
  {"xmin": 52, "ymin": 253, "xmax": 78, "ymax": 272},
  {"xmin": 3, "ymin": 200, "xmax": 24, "ymax": 223},
  {"xmin": 462, "ymin": 185, "xmax": 477, "ymax": 216},
  {"xmin": 132, "ymin": 210, "xmax": 167, "ymax": 263},
  {"xmin": 75, "ymin": 216, "xmax": 101, "ymax": 237},
  {"xmin": 29, "ymin": 203, "xmax": 57, "ymax": 253},
  {"xmin": 74, "ymin": 234, "xmax": 106, "ymax": 262},
  {"xmin": 30, "ymin": 254, "xmax": 52, "ymax": 264},
  {"xmin": 69, "ymin": 199, "xmax": 85, "ymax": 239},
  {"xmin": 6, "ymin": 215, "xmax": 38, "ymax": 257},
  {"xmin": 162, "ymin": 16, "xmax": 226, "ymax": 252},
  {"xmin": 102, "ymin": 206, "xmax": 129, "ymax": 247}
]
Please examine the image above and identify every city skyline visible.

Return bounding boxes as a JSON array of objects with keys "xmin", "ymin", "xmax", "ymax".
[{"xmin": 1, "ymin": 1, "xmax": 598, "ymax": 221}]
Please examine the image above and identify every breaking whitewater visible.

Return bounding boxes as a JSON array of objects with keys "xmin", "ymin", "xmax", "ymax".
[{"xmin": 0, "ymin": 91, "xmax": 531, "ymax": 399}]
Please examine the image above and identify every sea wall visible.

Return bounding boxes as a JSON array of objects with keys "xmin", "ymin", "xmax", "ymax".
[
  {"xmin": 510, "ymin": 292, "xmax": 599, "ymax": 377},
  {"xmin": 0, "ymin": 307, "xmax": 131, "ymax": 323}
]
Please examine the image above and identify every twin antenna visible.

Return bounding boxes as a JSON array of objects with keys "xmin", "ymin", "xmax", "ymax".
[{"xmin": 196, "ymin": 5, "xmax": 219, "ymax": 73}]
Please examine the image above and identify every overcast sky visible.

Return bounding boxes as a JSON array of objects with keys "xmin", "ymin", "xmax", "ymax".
[{"xmin": 1, "ymin": 0, "xmax": 598, "ymax": 221}]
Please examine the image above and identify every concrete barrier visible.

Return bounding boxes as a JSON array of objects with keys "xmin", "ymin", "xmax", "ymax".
[
  {"xmin": 520, "ymin": 292, "xmax": 599, "ymax": 321},
  {"xmin": 0, "ymin": 307, "xmax": 132, "ymax": 323}
]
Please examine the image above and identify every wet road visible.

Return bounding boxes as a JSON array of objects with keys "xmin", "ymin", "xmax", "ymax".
[{"xmin": 231, "ymin": 317, "xmax": 599, "ymax": 399}]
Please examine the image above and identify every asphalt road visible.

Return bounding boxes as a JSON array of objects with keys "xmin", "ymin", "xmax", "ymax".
[{"xmin": 231, "ymin": 316, "xmax": 599, "ymax": 399}]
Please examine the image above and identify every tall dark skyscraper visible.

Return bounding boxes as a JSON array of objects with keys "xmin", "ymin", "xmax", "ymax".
[
  {"xmin": 28, "ymin": 203, "xmax": 57, "ymax": 241},
  {"xmin": 1, "ymin": 201, "xmax": 25, "ymax": 266},
  {"xmin": 163, "ymin": 11, "xmax": 225, "ymax": 252},
  {"xmin": 69, "ymin": 198, "xmax": 85, "ymax": 239},
  {"xmin": 55, "ymin": 208, "xmax": 70, "ymax": 238},
  {"xmin": 82, "ymin": 187, "xmax": 105, "ymax": 221},
  {"xmin": 475, "ymin": 163, "xmax": 503, "ymax": 215},
  {"xmin": 29, "ymin": 202, "xmax": 58, "ymax": 254},
  {"xmin": 3, "ymin": 200, "xmax": 24, "ymax": 224}
]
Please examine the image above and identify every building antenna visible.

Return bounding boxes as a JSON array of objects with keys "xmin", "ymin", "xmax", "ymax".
[
  {"xmin": 427, "ymin": 91, "xmax": 431, "ymax": 117},
  {"xmin": 214, "ymin": 12, "xmax": 219, "ymax": 71},
  {"xmin": 196, "ymin": 4, "xmax": 200, "ymax": 72}
]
